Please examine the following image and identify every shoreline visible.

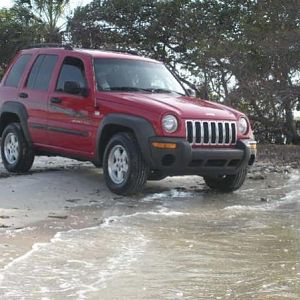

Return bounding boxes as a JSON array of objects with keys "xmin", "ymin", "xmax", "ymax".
[
  {"xmin": 0, "ymin": 144, "xmax": 299, "ymax": 231},
  {"xmin": 247, "ymin": 144, "xmax": 300, "ymax": 179},
  {"xmin": 256, "ymin": 144, "xmax": 300, "ymax": 168},
  {"xmin": 0, "ymin": 147, "xmax": 298, "ymax": 274}
]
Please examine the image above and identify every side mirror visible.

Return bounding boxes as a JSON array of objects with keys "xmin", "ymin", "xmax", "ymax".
[
  {"xmin": 64, "ymin": 81, "xmax": 88, "ymax": 97},
  {"xmin": 186, "ymin": 88, "xmax": 196, "ymax": 97}
]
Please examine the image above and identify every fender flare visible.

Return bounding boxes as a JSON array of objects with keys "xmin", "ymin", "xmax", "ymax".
[
  {"xmin": 96, "ymin": 113, "xmax": 156, "ymax": 165},
  {"xmin": 0, "ymin": 101, "xmax": 32, "ymax": 145}
]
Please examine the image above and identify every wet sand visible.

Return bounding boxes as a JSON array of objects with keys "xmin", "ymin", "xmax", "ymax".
[{"xmin": 0, "ymin": 156, "xmax": 299, "ymax": 299}]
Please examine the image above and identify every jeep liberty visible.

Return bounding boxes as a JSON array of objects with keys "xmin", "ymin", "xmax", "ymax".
[{"xmin": 0, "ymin": 45, "xmax": 256, "ymax": 195}]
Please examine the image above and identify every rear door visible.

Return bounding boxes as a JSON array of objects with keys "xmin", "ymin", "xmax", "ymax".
[
  {"xmin": 47, "ymin": 54, "xmax": 96, "ymax": 157},
  {"xmin": 0, "ymin": 53, "xmax": 32, "ymax": 106},
  {"xmin": 19, "ymin": 53, "xmax": 58, "ymax": 146}
]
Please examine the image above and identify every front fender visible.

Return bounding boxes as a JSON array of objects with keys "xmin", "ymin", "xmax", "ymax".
[{"xmin": 96, "ymin": 113, "xmax": 156, "ymax": 165}]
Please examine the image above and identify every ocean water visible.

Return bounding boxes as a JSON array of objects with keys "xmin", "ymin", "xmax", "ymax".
[{"xmin": 0, "ymin": 172, "xmax": 299, "ymax": 299}]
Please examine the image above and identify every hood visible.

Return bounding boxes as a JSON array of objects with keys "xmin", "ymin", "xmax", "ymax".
[{"xmin": 97, "ymin": 92, "xmax": 239, "ymax": 120}]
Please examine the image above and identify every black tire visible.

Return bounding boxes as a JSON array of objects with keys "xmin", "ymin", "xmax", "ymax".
[
  {"xmin": 204, "ymin": 167, "xmax": 248, "ymax": 192},
  {"xmin": 148, "ymin": 170, "xmax": 167, "ymax": 181},
  {"xmin": 103, "ymin": 132, "xmax": 149, "ymax": 195},
  {"xmin": 1, "ymin": 123, "xmax": 34, "ymax": 173}
]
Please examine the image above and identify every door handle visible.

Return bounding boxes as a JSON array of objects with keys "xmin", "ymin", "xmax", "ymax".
[
  {"xmin": 50, "ymin": 97, "xmax": 62, "ymax": 104},
  {"xmin": 19, "ymin": 92, "xmax": 28, "ymax": 98}
]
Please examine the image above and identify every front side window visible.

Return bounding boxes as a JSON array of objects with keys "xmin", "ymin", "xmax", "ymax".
[
  {"xmin": 94, "ymin": 58, "xmax": 186, "ymax": 95},
  {"xmin": 26, "ymin": 54, "xmax": 58, "ymax": 90},
  {"xmin": 56, "ymin": 57, "xmax": 87, "ymax": 93},
  {"xmin": 4, "ymin": 54, "xmax": 32, "ymax": 88}
]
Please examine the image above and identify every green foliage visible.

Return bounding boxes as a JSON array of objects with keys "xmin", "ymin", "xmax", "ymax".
[
  {"xmin": 0, "ymin": 0, "xmax": 69, "ymax": 77},
  {"xmin": 1, "ymin": 0, "xmax": 300, "ymax": 143},
  {"xmin": 231, "ymin": 0, "xmax": 300, "ymax": 142},
  {"xmin": 67, "ymin": 0, "xmax": 300, "ymax": 143},
  {"xmin": 16, "ymin": 0, "xmax": 70, "ymax": 42},
  {"xmin": 0, "ymin": 6, "xmax": 43, "ymax": 76}
]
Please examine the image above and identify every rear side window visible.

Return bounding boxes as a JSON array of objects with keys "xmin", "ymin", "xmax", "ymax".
[
  {"xmin": 56, "ymin": 57, "xmax": 87, "ymax": 92},
  {"xmin": 27, "ymin": 54, "xmax": 58, "ymax": 91},
  {"xmin": 4, "ymin": 54, "xmax": 32, "ymax": 88}
]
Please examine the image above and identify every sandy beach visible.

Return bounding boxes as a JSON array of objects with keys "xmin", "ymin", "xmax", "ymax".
[
  {"xmin": 0, "ymin": 144, "xmax": 298, "ymax": 228},
  {"xmin": 0, "ymin": 146, "xmax": 299, "ymax": 299}
]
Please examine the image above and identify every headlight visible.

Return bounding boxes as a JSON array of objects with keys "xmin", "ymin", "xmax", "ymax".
[
  {"xmin": 162, "ymin": 115, "xmax": 178, "ymax": 133},
  {"xmin": 238, "ymin": 117, "xmax": 249, "ymax": 135}
]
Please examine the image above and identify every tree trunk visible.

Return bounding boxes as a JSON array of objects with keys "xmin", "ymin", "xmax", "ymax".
[{"xmin": 284, "ymin": 103, "xmax": 297, "ymax": 144}]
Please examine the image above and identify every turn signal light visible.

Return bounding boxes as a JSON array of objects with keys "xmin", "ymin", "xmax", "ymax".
[
  {"xmin": 249, "ymin": 143, "xmax": 257, "ymax": 151},
  {"xmin": 152, "ymin": 142, "xmax": 177, "ymax": 149}
]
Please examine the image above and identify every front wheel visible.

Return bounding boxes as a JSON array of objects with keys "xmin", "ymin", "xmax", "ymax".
[
  {"xmin": 103, "ymin": 132, "xmax": 149, "ymax": 195},
  {"xmin": 204, "ymin": 167, "xmax": 248, "ymax": 192},
  {"xmin": 1, "ymin": 123, "xmax": 35, "ymax": 173}
]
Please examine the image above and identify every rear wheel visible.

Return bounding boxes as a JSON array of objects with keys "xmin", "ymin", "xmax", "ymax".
[
  {"xmin": 1, "ymin": 123, "xmax": 34, "ymax": 173},
  {"xmin": 103, "ymin": 132, "xmax": 149, "ymax": 195},
  {"xmin": 204, "ymin": 167, "xmax": 248, "ymax": 192}
]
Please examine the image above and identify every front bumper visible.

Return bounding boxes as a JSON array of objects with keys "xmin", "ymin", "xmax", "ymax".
[{"xmin": 147, "ymin": 137, "xmax": 256, "ymax": 176}]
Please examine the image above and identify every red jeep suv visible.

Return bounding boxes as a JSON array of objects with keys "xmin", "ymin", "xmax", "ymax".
[{"xmin": 0, "ymin": 45, "xmax": 256, "ymax": 195}]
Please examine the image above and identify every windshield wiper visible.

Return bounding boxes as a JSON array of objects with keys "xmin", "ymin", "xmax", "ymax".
[
  {"xmin": 108, "ymin": 87, "xmax": 150, "ymax": 92},
  {"xmin": 107, "ymin": 87, "xmax": 185, "ymax": 96},
  {"xmin": 144, "ymin": 88, "xmax": 185, "ymax": 96}
]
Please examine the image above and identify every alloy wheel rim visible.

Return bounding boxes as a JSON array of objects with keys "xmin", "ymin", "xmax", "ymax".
[
  {"xmin": 108, "ymin": 145, "xmax": 129, "ymax": 184},
  {"xmin": 4, "ymin": 133, "xmax": 19, "ymax": 165}
]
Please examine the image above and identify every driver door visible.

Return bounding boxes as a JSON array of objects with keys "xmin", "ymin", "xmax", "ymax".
[{"xmin": 47, "ymin": 55, "xmax": 95, "ymax": 157}]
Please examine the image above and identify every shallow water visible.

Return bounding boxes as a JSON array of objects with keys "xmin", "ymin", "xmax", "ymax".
[{"xmin": 0, "ymin": 172, "xmax": 299, "ymax": 300}]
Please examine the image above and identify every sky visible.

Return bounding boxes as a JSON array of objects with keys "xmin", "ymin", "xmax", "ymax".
[{"xmin": 0, "ymin": 0, "xmax": 92, "ymax": 9}]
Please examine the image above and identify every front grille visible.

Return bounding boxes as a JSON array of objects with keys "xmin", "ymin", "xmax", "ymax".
[{"xmin": 186, "ymin": 120, "xmax": 237, "ymax": 145}]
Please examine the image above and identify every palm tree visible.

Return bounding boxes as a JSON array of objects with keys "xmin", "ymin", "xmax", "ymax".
[{"xmin": 15, "ymin": 0, "xmax": 70, "ymax": 42}]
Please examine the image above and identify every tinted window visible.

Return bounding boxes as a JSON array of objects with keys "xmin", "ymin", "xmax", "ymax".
[
  {"xmin": 5, "ymin": 54, "xmax": 32, "ymax": 87},
  {"xmin": 56, "ymin": 57, "xmax": 87, "ymax": 92},
  {"xmin": 27, "ymin": 55, "xmax": 58, "ymax": 90}
]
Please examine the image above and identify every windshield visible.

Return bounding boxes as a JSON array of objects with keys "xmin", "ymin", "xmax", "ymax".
[{"xmin": 94, "ymin": 58, "xmax": 186, "ymax": 95}]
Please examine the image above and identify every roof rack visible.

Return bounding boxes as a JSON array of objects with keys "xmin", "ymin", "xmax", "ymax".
[
  {"xmin": 23, "ymin": 43, "xmax": 73, "ymax": 50},
  {"xmin": 105, "ymin": 49, "xmax": 139, "ymax": 56}
]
